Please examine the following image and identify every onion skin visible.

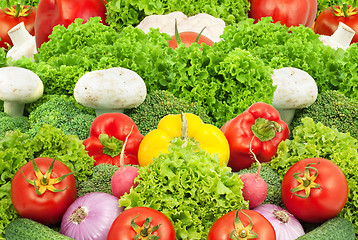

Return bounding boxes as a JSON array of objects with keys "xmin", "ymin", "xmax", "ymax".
[
  {"xmin": 60, "ymin": 192, "xmax": 123, "ymax": 240},
  {"xmin": 253, "ymin": 204, "xmax": 305, "ymax": 240}
]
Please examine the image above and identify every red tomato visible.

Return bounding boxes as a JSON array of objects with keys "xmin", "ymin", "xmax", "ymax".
[
  {"xmin": 10, "ymin": 157, "xmax": 77, "ymax": 225},
  {"xmin": 314, "ymin": 5, "xmax": 358, "ymax": 44},
  {"xmin": 34, "ymin": 0, "xmax": 107, "ymax": 48},
  {"xmin": 281, "ymin": 158, "xmax": 348, "ymax": 223},
  {"xmin": 208, "ymin": 209, "xmax": 276, "ymax": 240},
  {"xmin": 248, "ymin": 0, "xmax": 317, "ymax": 28},
  {"xmin": 107, "ymin": 207, "xmax": 176, "ymax": 240},
  {"xmin": 168, "ymin": 31, "xmax": 214, "ymax": 49},
  {"xmin": 0, "ymin": 4, "xmax": 36, "ymax": 49}
]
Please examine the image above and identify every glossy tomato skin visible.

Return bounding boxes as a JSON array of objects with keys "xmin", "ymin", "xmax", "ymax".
[
  {"xmin": 168, "ymin": 31, "xmax": 214, "ymax": 49},
  {"xmin": 107, "ymin": 207, "xmax": 176, "ymax": 240},
  {"xmin": 281, "ymin": 158, "xmax": 348, "ymax": 223},
  {"xmin": 207, "ymin": 209, "xmax": 276, "ymax": 240},
  {"xmin": 10, "ymin": 157, "xmax": 77, "ymax": 225},
  {"xmin": 34, "ymin": 0, "xmax": 107, "ymax": 48},
  {"xmin": 249, "ymin": 0, "xmax": 317, "ymax": 28},
  {"xmin": 314, "ymin": 5, "xmax": 358, "ymax": 43},
  {"xmin": 0, "ymin": 5, "xmax": 36, "ymax": 49}
]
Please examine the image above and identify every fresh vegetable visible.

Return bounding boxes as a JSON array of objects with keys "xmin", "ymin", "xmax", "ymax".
[
  {"xmin": 296, "ymin": 217, "xmax": 356, "ymax": 240},
  {"xmin": 236, "ymin": 163, "xmax": 283, "ymax": 207},
  {"xmin": 314, "ymin": 3, "xmax": 358, "ymax": 44},
  {"xmin": 207, "ymin": 209, "xmax": 276, "ymax": 240},
  {"xmin": 248, "ymin": 0, "xmax": 317, "ymax": 27},
  {"xmin": 83, "ymin": 113, "xmax": 144, "ymax": 166},
  {"xmin": 0, "ymin": 112, "xmax": 29, "ymax": 139},
  {"xmin": 27, "ymin": 95, "xmax": 96, "ymax": 140},
  {"xmin": 281, "ymin": 157, "xmax": 348, "ymax": 223},
  {"xmin": 253, "ymin": 204, "xmax": 305, "ymax": 240},
  {"xmin": 6, "ymin": 22, "xmax": 37, "ymax": 61},
  {"xmin": 111, "ymin": 165, "xmax": 139, "ymax": 199},
  {"xmin": 0, "ymin": 1, "xmax": 36, "ymax": 49},
  {"xmin": 291, "ymin": 90, "xmax": 358, "ymax": 139},
  {"xmin": 76, "ymin": 163, "xmax": 119, "ymax": 197},
  {"xmin": 270, "ymin": 117, "xmax": 358, "ymax": 234},
  {"xmin": 60, "ymin": 192, "xmax": 123, "ymax": 240},
  {"xmin": 10, "ymin": 157, "xmax": 77, "ymax": 225},
  {"xmin": 105, "ymin": 0, "xmax": 250, "ymax": 31},
  {"xmin": 34, "ymin": 0, "xmax": 107, "ymax": 48},
  {"xmin": 138, "ymin": 113, "xmax": 230, "ymax": 167},
  {"xmin": 221, "ymin": 102, "xmax": 290, "ymax": 171},
  {"xmin": 137, "ymin": 12, "xmax": 225, "ymax": 43},
  {"xmin": 107, "ymin": 206, "xmax": 176, "ymax": 240},
  {"xmin": 271, "ymin": 67, "xmax": 318, "ymax": 126},
  {"xmin": 74, "ymin": 67, "xmax": 147, "ymax": 116},
  {"xmin": 119, "ymin": 133, "xmax": 248, "ymax": 239},
  {"xmin": 0, "ymin": 66, "xmax": 43, "ymax": 117},
  {"xmin": 124, "ymin": 90, "xmax": 212, "ymax": 135},
  {"xmin": 5, "ymin": 218, "xmax": 73, "ymax": 240}
]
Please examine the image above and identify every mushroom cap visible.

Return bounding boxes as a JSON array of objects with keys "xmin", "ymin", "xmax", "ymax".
[
  {"xmin": 0, "ymin": 66, "xmax": 43, "ymax": 103},
  {"xmin": 74, "ymin": 67, "xmax": 147, "ymax": 111},
  {"xmin": 272, "ymin": 67, "xmax": 318, "ymax": 109}
]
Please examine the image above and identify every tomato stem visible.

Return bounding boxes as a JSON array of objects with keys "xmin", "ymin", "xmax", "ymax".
[
  {"xmin": 291, "ymin": 162, "xmax": 322, "ymax": 198},
  {"xmin": 229, "ymin": 210, "xmax": 258, "ymax": 240}
]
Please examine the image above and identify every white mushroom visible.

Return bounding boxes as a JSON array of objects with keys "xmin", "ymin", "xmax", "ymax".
[
  {"xmin": 6, "ymin": 22, "xmax": 37, "ymax": 61},
  {"xmin": 0, "ymin": 66, "xmax": 44, "ymax": 117},
  {"xmin": 319, "ymin": 22, "xmax": 355, "ymax": 51},
  {"xmin": 74, "ymin": 67, "xmax": 147, "ymax": 116},
  {"xmin": 136, "ymin": 11, "xmax": 225, "ymax": 43},
  {"xmin": 271, "ymin": 67, "xmax": 318, "ymax": 126}
]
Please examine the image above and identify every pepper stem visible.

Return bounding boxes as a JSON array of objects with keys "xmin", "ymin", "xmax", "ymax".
[
  {"xmin": 99, "ymin": 133, "xmax": 123, "ymax": 158},
  {"xmin": 251, "ymin": 118, "xmax": 282, "ymax": 142}
]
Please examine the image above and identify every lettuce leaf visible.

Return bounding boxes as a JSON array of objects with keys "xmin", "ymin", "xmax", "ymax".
[
  {"xmin": 119, "ymin": 137, "xmax": 248, "ymax": 239},
  {"xmin": 270, "ymin": 117, "xmax": 358, "ymax": 236}
]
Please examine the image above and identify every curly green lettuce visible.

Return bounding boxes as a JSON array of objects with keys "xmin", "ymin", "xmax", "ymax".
[
  {"xmin": 105, "ymin": 0, "xmax": 250, "ymax": 31},
  {"xmin": 119, "ymin": 137, "xmax": 248, "ymax": 239},
  {"xmin": 270, "ymin": 117, "xmax": 358, "ymax": 236}
]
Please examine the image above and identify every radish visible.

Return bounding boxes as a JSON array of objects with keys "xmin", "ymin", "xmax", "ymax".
[
  {"xmin": 111, "ymin": 125, "xmax": 140, "ymax": 198},
  {"xmin": 239, "ymin": 137, "xmax": 268, "ymax": 209}
]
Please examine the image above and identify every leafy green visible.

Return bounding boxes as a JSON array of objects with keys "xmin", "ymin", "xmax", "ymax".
[
  {"xmin": 0, "ymin": 125, "xmax": 95, "ymax": 237},
  {"xmin": 119, "ymin": 137, "xmax": 248, "ymax": 239},
  {"xmin": 270, "ymin": 117, "xmax": 358, "ymax": 235},
  {"xmin": 105, "ymin": 0, "xmax": 250, "ymax": 31}
]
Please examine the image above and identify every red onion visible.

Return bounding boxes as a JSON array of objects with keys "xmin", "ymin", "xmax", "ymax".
[
  {"xmin": 60, "ymin": 192, "xmax": 123, "ymax": 240},
  {"xmin": 253, "ymin": 204, "xmax": 305, "ymax": 240}
]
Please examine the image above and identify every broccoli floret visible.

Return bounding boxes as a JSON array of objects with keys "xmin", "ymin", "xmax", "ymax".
[
  {"xmin": 124, "ymin": 90, "xmax": 212, "ymax": 135},
  {"xmin": 27, "ymin": 95, "xmax": 96, "ymax": 140},
  {"xmin": 235, "ymin": 163, "xmax": 283, "ymax": 207},
  {"xmin": 0, "ymin": 112, "xmax": 30, "ymax": 139},
  {"xmin": 76, "ymin": 163, "xmax": 119, "ymax": 197},
  {"xmin": 291, "ymin": 90, "xmax": 358, "ymax": 139}
]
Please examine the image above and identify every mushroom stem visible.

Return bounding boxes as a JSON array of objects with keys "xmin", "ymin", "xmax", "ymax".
[
  {"xmin": 276, "ymin": 109, "xmax": 295, "ymax": 126},
  {"xmin": 8, "ymin": 22, "xmax": 32, "ymax": 46},
  {"xmin": 3, "ymin": 101, "xmax": 25, "ymax": 117},
  {"xmin": 331, "ymin": 22, "xmax": 355, "ymax": 50},
  {"xmin": 95, "ymin": 109, "xmax": 124, "ymax": 116}
]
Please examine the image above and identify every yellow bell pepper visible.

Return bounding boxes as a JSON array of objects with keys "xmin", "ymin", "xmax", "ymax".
[{"xmin": 138, "ymin": 113, "xmax": 230, "ymax": 166}]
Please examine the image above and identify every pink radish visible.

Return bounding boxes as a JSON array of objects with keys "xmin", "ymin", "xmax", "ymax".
[
  {"xmin": 239, "ymin": 137, "xmax": 268, "ymax": 209},
  {"xmin": 111, "ymin": 125, "xmax": 140, "ymax": 198}
]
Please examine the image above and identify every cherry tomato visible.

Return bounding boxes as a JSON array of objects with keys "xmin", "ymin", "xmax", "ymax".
[
  {"xmin": 248, "ymin": 0, "xmax": 317, "ymax": 28},
  {"xmin": 281, "ymin": 158, "xmax": 348, "ymax": 223},
  {"xmin": 314, "ymin": 4, "xmax": 358, "ymax": 44},
  {"xmin": 107, "ymin": 206, "xmax": 176, "ymax": 240},
  {"xmin": 208, "ymin": 209, "xmax": 276, "ymax": 240},
  {"xmin": 0, "ymin": 4, "xmax": 36, "ymax": 49},
  {"xmin": 10, "ymin": 157, "xmax": 77, "ymax": 225},
  {"xmin": 168, "ymin": 31, "xmax": 214, "ymax": 49}
]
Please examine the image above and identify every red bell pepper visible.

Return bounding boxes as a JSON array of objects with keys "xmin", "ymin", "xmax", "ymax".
[
  {"xmin": 221, "ymin": 102, "xmax": 290, "ymax": 171},
  {"xmin": 34, "ymin": 0, "xmax": 107, "ymax": 48},
  {"xmin": 83, "ymin": 113, "xmax": 144, "ymax": 167}
]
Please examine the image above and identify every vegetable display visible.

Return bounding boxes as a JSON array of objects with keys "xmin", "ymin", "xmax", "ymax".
[
  {"xmin": 107, "ymin": 206, "xmax": 176, "ymax": 240},
  {"xmin": 11, "ymin": 157, "xmax": 77, "ymax": 225},
  {"xmin": 221, "ymin": 102, "xmax": 290, "ymax": 171}
]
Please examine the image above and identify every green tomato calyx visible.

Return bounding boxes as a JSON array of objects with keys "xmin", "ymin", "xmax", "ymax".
[
  {"xmin": 229, "ymin": 210, "xmax": 258, "ymax": 240},
  {"xmin": 331, "ymin": 4, "xmax": 358, "ymax": 18},
  {"xmin": 291, "ymin": 162, "xmax": 322, "ymax": 198},
  {"xmin": 131, "ymin": 215, "xmax": 162, "ymax": 240}
]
